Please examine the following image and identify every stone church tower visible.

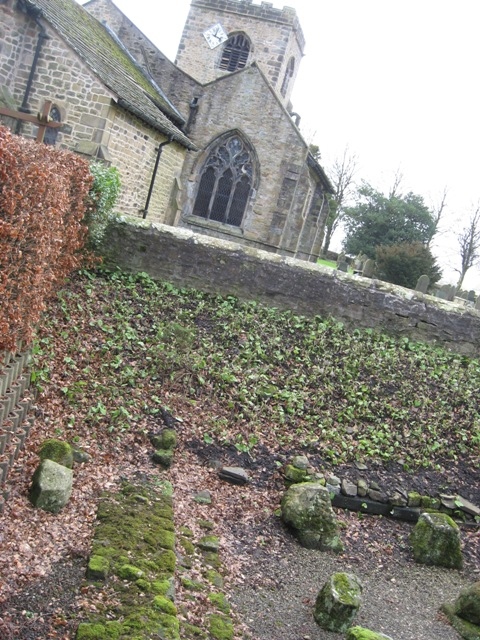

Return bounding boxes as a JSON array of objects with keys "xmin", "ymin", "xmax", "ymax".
[{"xmin": 175, "ymin": 0, "xmax": 305, "ymax": 108}]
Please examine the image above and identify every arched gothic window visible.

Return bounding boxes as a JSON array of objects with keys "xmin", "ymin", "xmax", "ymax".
[
  {"xmin": 219, "ymin": 34, "xmax": 250, "ymax": 72},
  {"xmin": 44, "ymin": 105, "xmax": 61, "ymax": 146},
  {"xmin": 192, "ymin": 135, "xmax": 254, "ymax": 227},
  {"xmin": 280, "ymin": 57, "xmax": 295, "ymax": 97}
]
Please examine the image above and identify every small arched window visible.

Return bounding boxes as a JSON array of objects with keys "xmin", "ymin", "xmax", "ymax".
[
  {"xmin": 192, "ymin": 135, "xmax": 254, "ymax": 227},
  {"xmin": 280, "ymin": 57, "xmax": 295, "ymax": 97},
  {"xmin": 219, "ymin": 34, "xmax": 250, "ymax": 72},
  {"xmin": 44, "ymin": 105, "xmax": 62, "ymax": 146}
]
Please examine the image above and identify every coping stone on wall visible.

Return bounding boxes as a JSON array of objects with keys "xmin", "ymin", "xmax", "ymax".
[{"xmin": 101, "ymin": 218, "xmax": 480, "ymax": 358}]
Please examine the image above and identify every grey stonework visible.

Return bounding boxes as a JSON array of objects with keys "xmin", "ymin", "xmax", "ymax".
[
  {"xmin": 3, "ymin": 0, "xmax": 332, "ymax": 263},
  {"xmin": 102, "ymin": 220, "xmax": 480, "ymax": 358},
  {"xmin": 175, "ymin": 0, "xmax": 305, "ymax": 108}
]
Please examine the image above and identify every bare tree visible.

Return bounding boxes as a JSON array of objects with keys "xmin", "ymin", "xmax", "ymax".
[
  {"xmin": 456, "ymin": 205, "xmax": 480, "ymax": 291},
  {"xmin": 388, "ymin": 169, "xmax": 404, "ymax": 199},
  {"xmin": 322, "ymin": 148, "xmax": 358, "ymax": 256},
  {"xmin": 427, "ymin": 187, "xmax": 448, "ymax": 247}
]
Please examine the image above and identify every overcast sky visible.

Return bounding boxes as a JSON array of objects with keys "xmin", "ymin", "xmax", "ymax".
[{"xmin": 80, "ymin": 0, "xmax": 480, "ymax": 289}]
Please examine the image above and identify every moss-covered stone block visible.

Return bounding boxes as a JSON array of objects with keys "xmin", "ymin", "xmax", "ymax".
[
  {"xmin": 157, "ymin": 529, "xmax": 175, "ymax": 550},
  {"xmin": 284, "ymin": 464, "xmax": 309, "ymax": 484},
  {"xmin": 151, "ymin": 578, "xmax": 175, "ymax": 598},
  {"xmin": 76, "ymin": 621, "xmax": 123, "ymax": 639},
  {"xmin": 313, "ymin": 572, "xmax": 363, "ymax": 633},
  {"xmin": 179, "ymin": 536, "xmax": 195, "ymax": 555},
  {"xmin": 208, "ymin": 592, "xmax": 230, "ymax": 614},
  {"xmin": 181, "ymin": 577, "xmax": 205, "ymax": 591},
  {"xmin": 281, "ymin": 482, "xmax": 343, "ymax": 552},
  {"xmin": 208, "ymin": 613, "xmax": 234, "ymax": 640},
  {"xmin": 117, "ymin": 564, "xmax": 144, "ymax": 581},
  {"xmin": 197, "ymin": 535, "xmax": 220, "ymax": 552},
  {"xmin": 441, "ymin": 603, "xmax": 480, "ymax": 640},
  {"xmin": 346, "ymin": 626, "xmax": 393, "ymax": 639},
  {"xmin": 39, "ymin": 438, "xmax": 74, "ymax": 469},
  {"xmin": 407, "ymin": 491, "xmax": 422, "ymax": 507},
  {"xmin": 410, "ymin": 512, "xmax": 463, "ymax": 569},
  {"xmin": 150, "ymin": 429, "xmax": 177, "ymax": 450},
  {"xmin": 205, "ymin": 569, "xmax": 224, "ymax": 588},
  {"xmin": 153, "ymin": 595, "xmax": 177, "ymax": 615},
  {"xmin": 181, "ymin": 622, "xmax": 206, "ymax": 638},
  {"xmin": 87, "ymin": 555, "xmax": 110, "ymax": 580},
  {"xmin": 152, "ymin": 449, "xmax": 174, "ymax": 468}
]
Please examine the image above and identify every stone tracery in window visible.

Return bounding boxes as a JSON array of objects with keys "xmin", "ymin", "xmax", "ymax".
[{"xmin": 192, "ymin": 135, "xmax": 254, "ymax": 227}]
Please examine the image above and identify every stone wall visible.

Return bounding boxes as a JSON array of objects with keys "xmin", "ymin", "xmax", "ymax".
[
  {"xmin": 102, "ymin": 219, "xmax": 480, "ymax": 358},
  {"xmin": 175, "ymin": 0, "xmax": 305, "ymax": 106}
]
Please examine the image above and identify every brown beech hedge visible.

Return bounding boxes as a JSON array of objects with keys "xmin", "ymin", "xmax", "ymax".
[{"xmin": 0, "ymin": 125, "xmax": 93, "ymax": 352}]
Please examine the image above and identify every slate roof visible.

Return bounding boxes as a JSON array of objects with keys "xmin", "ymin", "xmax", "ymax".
[{"xmin": 23, "ymin": 0, "xmax": 195, "ymax": 149}]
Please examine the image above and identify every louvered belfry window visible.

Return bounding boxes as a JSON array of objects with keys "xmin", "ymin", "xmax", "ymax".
[
  {"xmin": 192, "ymin": 136, "xmax": 253, "ymax": 227},
  {"xmin": 219, "ymin": 34, "xmax": 250, "ymax": 72}
]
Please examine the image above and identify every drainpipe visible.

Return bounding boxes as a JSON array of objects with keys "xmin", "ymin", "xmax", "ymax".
[
  {"xmin": 185, "ymin": 97, "xmax": 199, "ymax": 135},
  {"xmin": 142, "ymin": 136, "xmax": 174, "ymax": 219},
  {"xmin": 16, "ymin": 6, "xmax": 49, "ymax": 134}
]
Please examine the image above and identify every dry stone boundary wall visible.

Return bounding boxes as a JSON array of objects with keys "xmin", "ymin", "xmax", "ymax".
[{"xmin": 102, "ymin": 219, "xmax": 480, "ymax": 358}]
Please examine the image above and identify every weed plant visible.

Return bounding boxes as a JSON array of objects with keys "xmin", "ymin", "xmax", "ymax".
[{"xmin": 32, "ymin": 268, "xmax": 480, "ymax": 469}]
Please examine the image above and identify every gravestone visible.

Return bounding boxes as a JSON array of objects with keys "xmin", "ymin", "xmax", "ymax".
[
  {"xmin": 337, "ymin": 261, "xmax": 349, "ymax": 272},
  {"xmin": 468, "ymin": 290, "xmax": 476, "ymax": 302},
  {"xmin": 362, "ymin": 259, "xmax": 375, "ymax": 278},
  {"xmin": 415, "ymin": 274, "xmax": 429, "ymax": 294},
  {"xmin": 438, "ymin": 284, "xmax": 455, "ymax": 301},
  {"xmin": 476, "ymin": 296, "xmax": 480, "ymax": 311}
]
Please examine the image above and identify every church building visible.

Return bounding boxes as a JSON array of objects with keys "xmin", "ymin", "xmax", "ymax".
[{"xmin": 1, "ymin": 0, "xmax": 332, "ymax": 261}]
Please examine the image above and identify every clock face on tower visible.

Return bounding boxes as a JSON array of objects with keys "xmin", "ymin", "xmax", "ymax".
[{"xmin": 203, "ymin": 23, "xmax": 228, "ymax": 49}]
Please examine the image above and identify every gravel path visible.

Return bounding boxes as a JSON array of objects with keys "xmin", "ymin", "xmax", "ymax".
[{"xmin": 230, "ymin": 514, "xmax": 479, "ymax": 640}]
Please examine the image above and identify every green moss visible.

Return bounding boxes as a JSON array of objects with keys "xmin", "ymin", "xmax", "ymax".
[
  {"xmin": 150, "ymin": 429, "xmax": 177, "ymax": 450},
  {"xmin": 87, "ymin": 555, "xmax": 110, "ymax": 580},
  {"xmin": 156, "ymin": 549, "xmax": 176, "ymax": 574},
  {"xmin": 157, "ymin": 529, "xmax": 175, "ymax": 550},
  {"xmin": 208, "ymin": 592, "xmax": 230, "ymax": 614},
  {"xmin": 181, "ymin": 577, "xmax": 205, "ymax": 591},
  {"xmin": 39, "ymin": 438, "xmax": 73, "ymax": 468},
  {"xmin": 197, "ymin": 536, "xmax": 220, "ymax": 552},
  {"xmin": 152, "ymin": 449, "xmax": 174, "ymax": 468},
  {"xmin": 205, "ymin": 569, "xmax": 224, "ymax": 588},
  {"xmin": 179, "ymin": 536, "xmax": 195, "ymax": 555},
  {"xmin": 198, "ymin": 519, "xmax": 215, "ymax": 530},
  {"xmin": 153, "ymin": 595, "xmax": 177, "ymax": 615},
  {"xmin": 135, "ymin": 578, "xmax": 151, "ymax": 591},
  {"xmin": 181, "ymin": 622, "xmax": 207, "ymax": 637},
  {"xmin": 180, "ymin": 526, "xmax": 194, "ymax": 537},
  {"xmin": 440, "ymin": 604, "xmax": 480, "ymax": 640},
  {"xmin": 117, "ymin": 564, "xmax": 144, "ymax": 581},
  {"xmin": 410, "ymin": 512, "xmax": 463, "ymax": 569},
  {"xmin": 346, "ymin": 627, "xmax": 393, "ymax": 640},
  {"xmin": 76, "ymin": 621, "xmax": 122, "ymax": 639},
  {"xmin": 150, "ymin": 578, "xmax": 174, "ymax": 598},
  {"xmin": 284, "ymin": 464, "xmax": 309, "ymax": 484},
  {"xmin": 202, "ymin": 551, "xmax": 221, "ymax": 569},
  {"xmin": 407, "ymin": 491, "xmax": 422, "ymax": 507},
  {"xmin": 208, "ymin": 613, "xmax": 234, "ymax": 640}
]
